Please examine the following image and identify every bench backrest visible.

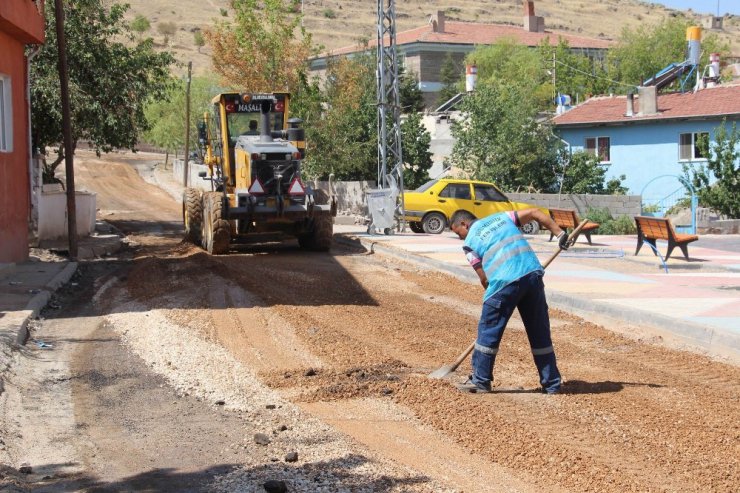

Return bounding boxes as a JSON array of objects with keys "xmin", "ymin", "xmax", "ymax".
[
  {"xmin": 549, "ymin": 208, "xmax": 578, "ymax": 229},
  {"xmin": 635, "ymin": 216, "xmax": 675, "ymax": 241}
]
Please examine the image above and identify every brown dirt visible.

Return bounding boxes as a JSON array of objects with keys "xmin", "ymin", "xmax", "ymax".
[{"xmin": 35, "ymin": 152, "xmax": 740, "ymax": 491}]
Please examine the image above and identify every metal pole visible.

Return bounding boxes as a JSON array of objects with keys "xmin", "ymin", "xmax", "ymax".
[
  {"xmin": 183, "ymin": 61, "xmax": 192, "ymax": 188},
  {"xmin": 54, "ymin": 0, "xmax": 77, "ymax": 259}
]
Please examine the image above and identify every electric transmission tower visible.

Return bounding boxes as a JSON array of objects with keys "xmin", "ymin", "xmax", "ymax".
[{"xmin": 376, "ymin": 0, "xmax": 404, "ymax": 221}]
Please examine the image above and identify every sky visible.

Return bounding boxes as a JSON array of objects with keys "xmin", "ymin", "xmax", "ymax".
[{"xmin": 647, "ymin": 1, "xmax": 740, "ymax": 15}]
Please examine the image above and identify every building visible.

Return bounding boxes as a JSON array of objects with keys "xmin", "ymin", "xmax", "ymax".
[
  {"xmin": 553, "ymin": 84, "xmax": 740, "ymax": 206},
  {"xmin": 0, "ymin": 0, "xmax": 45, "ymax": 263},
  {"xmin": 309, "ymin": 2, "xmax": 611, "ymax": 108}
]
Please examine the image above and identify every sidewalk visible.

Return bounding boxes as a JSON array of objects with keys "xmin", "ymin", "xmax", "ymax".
[
  {"xmin": 334, "ymin": 225, "xmax": 740, "ymax": 361},
  {"xmin": 0, "ymin": 227, "xmax": 122, "ymax": 348}
]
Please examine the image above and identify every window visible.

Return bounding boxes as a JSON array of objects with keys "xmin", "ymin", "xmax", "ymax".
[
  {"xmin": 474, "ymin": 184, "xmax": 508, "ymax": 202},
  {"xmin": 679, "ymin": 132, "xmax": 709, "ymax": 161},
  {"xmin": 439, "ymin": 183, "xmax": 471, "ymax": 200},
  {"xmin": 585, "ymin": 136, "xmax": 610, "ymax": 163},
  {"xmin": 0, "ymin": 76, "xmax": 12, "ymax": 152}
]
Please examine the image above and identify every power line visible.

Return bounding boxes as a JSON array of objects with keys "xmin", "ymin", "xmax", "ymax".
[{"xmin": 554, "ymin": 59, "xmax": 635, "ymax": 90}]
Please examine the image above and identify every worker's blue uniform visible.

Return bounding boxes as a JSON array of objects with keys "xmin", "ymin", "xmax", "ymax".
[{"xmin": 463, "ymin": 212, "xmax": 561, "ymax": 393}]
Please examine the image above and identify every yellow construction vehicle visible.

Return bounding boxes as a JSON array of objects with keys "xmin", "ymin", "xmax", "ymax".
[{"xmin": 183, "ymin": 92, "xmax": 336, "ymax": 253}]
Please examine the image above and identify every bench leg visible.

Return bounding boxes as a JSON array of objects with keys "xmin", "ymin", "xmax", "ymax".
[
  {"xmin": 665, "ymin": 242, "xmax": 676, "ymax": 261},
  {"xmin": 646, "ymin": 238, "xmax": 658, "ymax": 256},
  {"xmin": 549, "ymin": 231, "xmax": 554, "ymax": 242},
  {"xmin": 679, "ymin": 243, "xmax": 690, "ymax": 260},
  {"xmin": 635, "ymin": 235, "xmax": 644, "ymax": 256},
  {"xmin": 584, "ymin": 231, "xmax": 593, "ymax": 245}
]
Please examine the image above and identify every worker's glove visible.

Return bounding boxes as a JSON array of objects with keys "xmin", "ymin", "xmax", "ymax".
[{"xmin": 557, "ymin": 231, "xmax": 569, "ymax": 250}]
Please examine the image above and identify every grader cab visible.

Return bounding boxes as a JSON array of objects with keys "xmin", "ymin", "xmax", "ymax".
[{"xmin": 182, "ymin": 92, "xmax": 336, "ymax": 254}]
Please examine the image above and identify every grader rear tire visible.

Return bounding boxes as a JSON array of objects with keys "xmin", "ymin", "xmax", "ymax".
[
  {"xmin": 182, "ymin": 188, "xmax": 203, "ymax": 244},
  {"xmin": 201, "ymin": 192, "xmax": 231, "ymax": 255},
  {"xmin": 298, "ymin": 213, "xmax": 333, "ymax": 251}
]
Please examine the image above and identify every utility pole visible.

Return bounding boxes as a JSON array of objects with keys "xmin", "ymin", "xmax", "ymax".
[
  {"xmin": 183, "ymin": 61, "xmax": 192, "ymax": 188},
  {"xmin": 54, "ymin": 0, "xmax": 77, "ymax": 259},
  {"xmin": 376, "ymin": 0, "xmax": 404, "ymax": 228}
]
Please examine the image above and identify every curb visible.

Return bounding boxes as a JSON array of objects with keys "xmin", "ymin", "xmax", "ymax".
[
  {"xmin": 335, "ymin": 233, "xmax": 740, "ymax": 360},
  {"xmin": 15, "ymin": 262, "xmax": 78, "ymax": 345}
]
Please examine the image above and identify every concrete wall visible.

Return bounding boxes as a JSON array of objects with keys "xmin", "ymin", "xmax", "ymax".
[
  {"xmin": 37, "ymin": 187, "xmax": 97, "ymax": 241},
  {"xmin": 507, "ymin": 193, "xmax": 642, "ymax": 218},
  {"xmin": 173, "ymin": 159, "xmax": 210, "ymax": 191}
]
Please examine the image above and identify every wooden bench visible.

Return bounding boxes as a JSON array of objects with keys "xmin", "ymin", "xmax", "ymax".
[
  {"xmin": 548, "ymin": 208, "xmax": 600, "ymax": 245},
  {"xmin": 634, "ymin": 216, "xmax": 699, "ymax": 261}
]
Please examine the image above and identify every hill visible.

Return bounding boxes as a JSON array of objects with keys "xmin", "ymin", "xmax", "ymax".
[{"xmin": 119, "ymin": 0, "xmax": 740, "ymax": 78}]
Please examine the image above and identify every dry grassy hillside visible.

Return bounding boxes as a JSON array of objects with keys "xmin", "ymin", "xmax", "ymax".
[{"xmin": 118, "ymin": 0, "xmax": 740, "ymax": 77}]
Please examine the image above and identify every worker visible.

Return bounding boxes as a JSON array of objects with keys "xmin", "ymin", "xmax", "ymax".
[
  {"xmin": 449, "ymin": 209, "xmax": 570, "ymax": 395},
  {"xmin": 244, "ymin": 119, "xmax": 259, "ymax": 135}
]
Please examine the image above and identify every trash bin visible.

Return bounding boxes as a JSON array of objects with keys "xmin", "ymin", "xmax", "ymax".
[{"xmin": 366, "ymin": 187, "xmax": 398, "ymax": 235}]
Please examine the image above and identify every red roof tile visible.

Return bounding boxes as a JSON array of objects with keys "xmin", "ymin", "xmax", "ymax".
[
  {"xmin": 553, "ymin": 84, "xmax": 740, "ymax": 126},
  {"xmin": 322, "ymin": 21, "xmax": 611, "ymax": 57}
]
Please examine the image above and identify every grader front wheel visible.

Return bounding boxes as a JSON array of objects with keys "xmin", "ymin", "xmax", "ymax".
[
  {"xmin": 201, "ymin": 192, "xmax": 231, "ymax": 255},
  {"xmin": 182, "ymin": 188, "xmax": 203, "ymax": 244}
]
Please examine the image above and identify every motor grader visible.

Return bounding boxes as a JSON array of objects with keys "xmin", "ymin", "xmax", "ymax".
[{"xmin": 182, "ymin": 92, "xmax": 336, "ymax": 254}]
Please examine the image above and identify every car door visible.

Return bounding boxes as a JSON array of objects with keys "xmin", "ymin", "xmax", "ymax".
[
  {"xmin": 437, "ymin": 182, "xmax": 475, "ymax": 219},
  {"xmin": 472, "ymin": 183, "xmax": 512, "ymax": 219}
]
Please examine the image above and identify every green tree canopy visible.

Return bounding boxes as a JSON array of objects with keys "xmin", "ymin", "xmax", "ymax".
[
  {"xmin": 30, "ymin": 0, "xmax": 175, "ymax": 183},
  {"xmin": 557, "ymin": 151, "xmax": 625, "ymax": 194},
  {"xmin": 683, "ymin": 121, "xmax": 739, "ymax": 218},
  {"xmin": 144, "ymin": 76, "xmax": 221, "ymax": 165},
  {"xmin": 399, "ymin": 66, "xmax": 424, "ymax": 114},
  {"xmin": 401, "ymin": 111, "xmax": 433, "ymax": 189},
  {"xmin": 448, "ymin": 81, "xmax": 559, "ymax": 192},
  {"xmin": 436, "ymin": 53, "xmax": 462, "ymax": 108}
]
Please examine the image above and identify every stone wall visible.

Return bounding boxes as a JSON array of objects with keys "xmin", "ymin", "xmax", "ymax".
[{"xmin": 507, "ymin": 193, "xmax": 642, "ymax": 218}]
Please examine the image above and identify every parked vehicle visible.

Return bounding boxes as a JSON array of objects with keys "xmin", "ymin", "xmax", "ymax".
[{"xmin": 402, "ymin": 179, "xmax": 548, "ymax": 234}]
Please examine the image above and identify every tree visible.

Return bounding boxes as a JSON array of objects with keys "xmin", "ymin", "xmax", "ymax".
[
  {"xmin": 399, "ymin": 66, "xmax": 424, "ymax": 113},
  {"xmin": 157, "ymin": 21, "xmax": 177, "ymax": 46},
  {"xmin": 298, "ymin": 55, "xmax": 378, "ymax": 181},
  {"xmin": 683, "ymin": 121, "xmax": 739, "ymax": 218},
  {"xmin": 193, "ymin": 30, "xmax": 205, "ymax": 52},
  {"xmin": 447, "ymin": 82, "xmax": 559, "ymax": 192},
  {"xmin": 539, "ymin": 38, "xmax": 612, "ymax": 104},
  {"xmin": 30, "ymin": 0, "xmax": 175, "ymax": 184},
  {"xmin": 130, "ymin": 14, "xmax": 150, "ymax": 39},
  {"xmin": 204, "ymin": 0, "xmax": 313, "ymax": 93},
  {"xmin": 436, "ymin": 53, "xmax": 461, "ymax": 108},
  {"xmin": 557, "ymin": 151, "xmax": 626, "ymax": 194},
  {"xmin": 144, "ymin": 76, "xmax": 221, "ymax": 167},
  {"xmin": 401, "ymin": 112, "xmax": 433, "ymax": 189},
  {"xmin": 468, "ymin": 39, "xmax": 550, "ymax": 109},
  {"xmin": 608, "ymin": 17, "xmax": 728, "ymax": 93}
]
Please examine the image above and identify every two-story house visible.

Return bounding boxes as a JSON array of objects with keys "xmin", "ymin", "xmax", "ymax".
[
  {"xmin": 553, "ymin": 84, "xmax": 740, "ymax": 206},
  {"xmin": 0, "ymin": 0, "xmax": 45, "ymax": 263},
  {"xmin": 310, "ymin": 2, "xmax": 610, "ymax": 108}
]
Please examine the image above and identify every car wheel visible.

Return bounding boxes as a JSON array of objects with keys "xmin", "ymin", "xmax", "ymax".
[
  {"xmin": 409, "ymin": 222, "xmax": 424, "ymax": 233},
  {"xmin": 422, "ymin": 212, "xmax": 446, "ymax": 234},
  {"xmin": 519, "ymin": 220, "xmax": 540, "ymax": 235}
]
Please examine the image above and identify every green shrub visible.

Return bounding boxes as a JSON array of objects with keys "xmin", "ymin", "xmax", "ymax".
[
  {"xmin": 323, "ymin": 8, "xmax": 336, "ymax": 19},
  {"xmin": 220, "ymin": 8, "xmax": 228, "ymax": 16},
  {"xmin": 584, "ymin": 207, "xmax": 636, "ymax": 235}
]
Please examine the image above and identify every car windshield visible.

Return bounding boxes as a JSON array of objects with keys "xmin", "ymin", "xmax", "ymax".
[{"xmin": 415, "ymin": 180, "xmax": 438, "ymax": 193}]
